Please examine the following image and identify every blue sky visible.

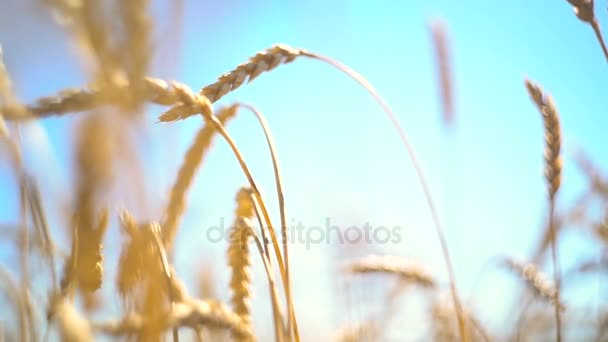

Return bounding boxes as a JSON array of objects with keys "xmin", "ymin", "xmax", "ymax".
[{"xmin": 0, "ymin": 0, "xmax": 607, "ymax": 340}]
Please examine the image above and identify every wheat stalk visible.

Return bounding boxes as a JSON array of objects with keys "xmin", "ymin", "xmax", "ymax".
[
  {"xmin": 525, "ymin": 78, "xmax": 564, "ymax": 341},
  {"xmin": 234, "ymin": 102, "xmax": 292, "ymax": 336},
  {"xmin": 344, "ymin": 255, "xmax": 436, "ymax": 288},
  {"xmin": 119, "ymin": 0, "xmax": 152, "ymax": 102},
  {"xmin": 0, "ymin": 266, "xmax": 28, "ymax": 341},
  {"xmin": 227, "ymin": 187, "xmax": 256, "ymax": 341},
  {"xmin": 566, "ymin": 0, "xmax": 608, "ymax": 62},
  {"xmin": 241, "ymin": 217, "xmax": 286, "ymax": 342},
  {"xmin": 161, "ymin": 104, "xmax": 238, "ymax": 249},
  {"xmin": 0, "ymin": 49, "xmax": 39, "ymax": 341}
]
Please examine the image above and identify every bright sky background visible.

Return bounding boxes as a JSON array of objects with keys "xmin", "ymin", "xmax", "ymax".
[{"xmin": 0, "ymin": 0, "xmax": 607, "ymax": 340}]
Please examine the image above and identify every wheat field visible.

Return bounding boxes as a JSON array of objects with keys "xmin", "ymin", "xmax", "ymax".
[{"xmin": 0, "ymin": 0, "xmax": 607, "ymax": 341}]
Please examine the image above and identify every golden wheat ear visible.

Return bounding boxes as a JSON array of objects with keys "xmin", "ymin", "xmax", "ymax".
[
  {"xmin": 429, "ymin": 17, "xmax": 455, "ymax": 129},
  {"xmin": 503, "ymin": 258, "xmax": 565, "ymax": 312},
  {"xmin": 344, "ymin": 255, "xmax": 436, "ymax": 289},
  {"xmin": 227, "ymin": 187, "xmax": 256, "ymax": 341},
  {"xmin": 525, "ymin": 77, "xmax": 564, "ymax": 342},
  {"xmin": 158, "ymin": 45, "xmax": 300, "ymax": 122}
]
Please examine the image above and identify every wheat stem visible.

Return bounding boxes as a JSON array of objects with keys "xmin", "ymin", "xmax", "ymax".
[
  {"xmin": 296, "ymin": 49, "xmax": 467, "ymax": 342},
  {"xmin": 236, "ymin": 102, "xmax": 293, "ymax": 336},
  {"xmin": 201, "ymin": 104, "xmax": 300, "ymax": 342},
  {"xmin": 566, "ymin": 0, "xmax": 608, "ymax": 63},
  {"xmin": 242, "ymin": 218, "xmax": 286, "ymax": 342},
  {"xmin": 151, "ymin": 225, "xmax": 180, "ymax": 342}
]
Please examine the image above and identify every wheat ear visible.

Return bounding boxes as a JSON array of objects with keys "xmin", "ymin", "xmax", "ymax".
[
  {"xmin": 150, "ymin": 224, "xmax": 180, "ymax": 342},
  {"xmin": 227, "ymin": 187, "xmax": 256, "ymax": 341},
  {"xmin": 158, "ymin": 45, "xmax": 300, "ymax": 122},
  {"xmin": 344, "ymin": 255, "xmax": 436, "ymax": 288},
  {"xmin": 566, "ymin": 0, "xmax": 608, "ymax": 62},
  {"xmin": 429, "ymin": 18, "xmax": 455, "ymax": 129},
  {"xmin": 504, "ymin": 258, "xmax": 565, "ymax": 312},
  {"xmin": 162, "ymin": 104, "xmax": 238, "ymax": 249},
  {"xmin": 0, "ymin": 77, "xmax": 208, "ymax": 120},
  {"xmin": 525, "ymin": 78, "xmax": 563, "ymax": 342}
]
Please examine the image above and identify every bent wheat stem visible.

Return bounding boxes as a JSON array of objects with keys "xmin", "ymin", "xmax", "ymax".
[
  {"xmin": 200, "ymin": 104, "xmax": 300, "ymax": 342},
  {"xmin": 298, "ymin": 48, "xmax": 468, "ymax": 342},
  {"xmin": 236, "ymin": 102, "xmax": 293, "ymax": 335}
]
